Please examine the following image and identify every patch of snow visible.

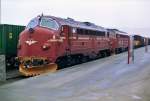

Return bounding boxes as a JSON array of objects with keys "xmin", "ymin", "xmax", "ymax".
[{"xmin": 132, "ymin": 95, "xmax": 142, "ymax": 100}]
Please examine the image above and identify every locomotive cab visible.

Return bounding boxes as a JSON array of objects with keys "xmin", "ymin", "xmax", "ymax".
[{"xmin": 18, "ymin": 16, "xmax": 61, "ymax": 76}]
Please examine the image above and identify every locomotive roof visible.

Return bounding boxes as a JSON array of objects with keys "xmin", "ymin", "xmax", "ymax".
[
  {"xmin": 40, "ymin": 15, "xmax": 106, "ymax": 32},
  {"xmin": 107, "ymin": 28, "xmax": 128, "ymax": 35}
]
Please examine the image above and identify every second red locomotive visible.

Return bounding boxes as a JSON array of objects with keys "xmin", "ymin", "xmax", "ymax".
[{"xmin": 17, "ymin": 15, "xmax": 129, "ymax": 76}]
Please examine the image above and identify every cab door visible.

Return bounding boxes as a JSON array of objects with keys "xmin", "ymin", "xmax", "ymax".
[{"xmin": 60, "ymin": 25, "xmax": 71, "ymax": 55}]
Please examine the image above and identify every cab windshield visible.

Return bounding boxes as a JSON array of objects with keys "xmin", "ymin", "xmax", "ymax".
[
  {"xmin": 40, "ymin": 18, "xmax": 59, "ymax": 30},
  {"xmin": 26, "ymin": 18, "xmax": 39, "ymax": 29},
  {"xmin": 26, "ymin": 17, "xmax": 59, "ymax": 30}
]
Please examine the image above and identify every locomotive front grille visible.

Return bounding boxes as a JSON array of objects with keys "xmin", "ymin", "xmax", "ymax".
[{"xmin": 17, "ymin": 57, "xmax": 50, "ymax": 68}]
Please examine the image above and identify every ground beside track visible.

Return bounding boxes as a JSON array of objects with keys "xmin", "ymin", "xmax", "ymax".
[
  {"xmin": 0, "ymin": 69, "xmax": 26, "ymax": 86},
  {"xmin": 0, "ymin": 47, "xmax": 150, "ymax": 101}
]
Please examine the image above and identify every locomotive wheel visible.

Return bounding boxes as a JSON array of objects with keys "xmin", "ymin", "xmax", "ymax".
[
  {"xmin": 56, "ymin": 57, "xmax": 68, "ymax": 69},
  {"xmin": 57, "ymin": 55, "xmax": 82, "ymax": 69},
  {"xmin": 107, "ymin": 50, "xmax": 111, "ymax": 56},
  {"xmin": 101, "ymin": 52, "xmax": 106, "ymax": 58},
  {"xmin": 19, "ymin": 63, "xmax": 57, "ymax": 76},
  {"xmin": 81, "ymin": 56, "xmax": 89, "ymax": 63}
]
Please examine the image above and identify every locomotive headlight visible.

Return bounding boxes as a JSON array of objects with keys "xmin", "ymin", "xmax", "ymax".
[
  {"xmin": 43, "ymin": 45, "xmax": 47, "ymax": 49},
  {"xmin": 42, "ymin": 43, "xmax": 51, "ymax": 50}
]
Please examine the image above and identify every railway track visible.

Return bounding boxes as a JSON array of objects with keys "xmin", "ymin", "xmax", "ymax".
[{"xmin": 0, "ymin": 70, "xmax": 27, "ymax": 86}]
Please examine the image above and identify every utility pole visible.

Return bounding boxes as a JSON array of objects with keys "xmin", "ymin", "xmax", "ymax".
[
  {"xmin": 128, "ymin": 35, "xmax": 134, "ymax": 64},
  {"xmin": 145, "ymin": 38, "xmax": 148, "ymax": 52}
]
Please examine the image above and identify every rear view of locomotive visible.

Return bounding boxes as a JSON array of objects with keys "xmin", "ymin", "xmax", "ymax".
[{"xmin": 17, "ymin": 16, "xmax": 61, "ymax": 76}]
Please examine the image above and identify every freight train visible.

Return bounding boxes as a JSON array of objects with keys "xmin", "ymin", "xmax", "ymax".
[{"xmin": 16, "ymin": 15, "xmax": 149, "ymax": 76}]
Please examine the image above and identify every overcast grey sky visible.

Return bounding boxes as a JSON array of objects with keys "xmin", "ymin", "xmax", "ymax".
[{"xmin": 2, "ymin": 0, "xmax": 150, "ymax": 36}]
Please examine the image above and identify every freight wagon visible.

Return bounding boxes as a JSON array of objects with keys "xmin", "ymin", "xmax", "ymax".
[{"xmin": 0, "ymin": 24, "xmax": 25, "ymax": 70}]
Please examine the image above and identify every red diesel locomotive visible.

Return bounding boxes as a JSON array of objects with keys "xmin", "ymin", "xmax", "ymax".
[{"xmin": 17, "ymin": 15, "xmax": 129, "ymax": 76}]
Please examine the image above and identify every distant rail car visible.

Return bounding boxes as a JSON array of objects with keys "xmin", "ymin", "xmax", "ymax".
[
  {"xmin": 17, "ymin": 15, "xmax": 149, "ymax": 76},
  {"xmin": 133, "ymin": 35, "xmax": 145, "ymax": 48},
  {"xmin": 0, "ymin": 24, "xmax": 25, "ymax": 70}
]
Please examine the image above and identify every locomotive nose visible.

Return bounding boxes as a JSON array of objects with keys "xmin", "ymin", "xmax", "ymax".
[{"xmin": 18, "ymin": 27, "xmax": 56, "ymax": 57}]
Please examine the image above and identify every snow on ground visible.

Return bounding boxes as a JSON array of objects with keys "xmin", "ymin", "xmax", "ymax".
[{"xmin": 0, "ymin": 46, "xmax": 150, "ymax": 101}]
